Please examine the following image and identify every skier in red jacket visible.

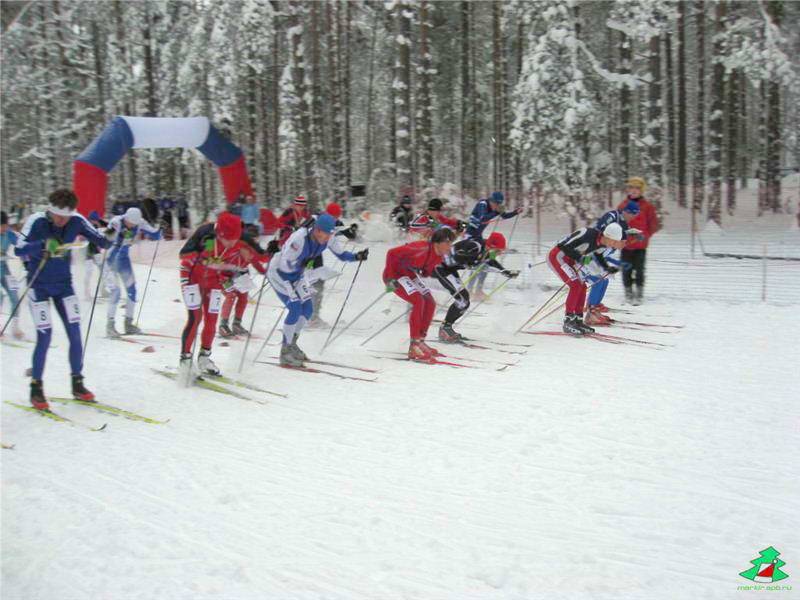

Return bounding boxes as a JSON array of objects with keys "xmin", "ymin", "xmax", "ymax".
[
  {"xmin": 616, "ymin": 177, "xmax": 660, "ymax": 305},
  {"xmin": 383, "ymin": 227, "xmax": 457, "ymax": 361},
  {"xmin": 277, "ymin": 195, "xmax": 311, "ymax": 247}
]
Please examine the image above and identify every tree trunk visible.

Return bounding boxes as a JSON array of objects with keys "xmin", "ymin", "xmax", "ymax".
[
  {"xmin": 114, "ymin": 0, "xmax": 137, "ymax": 202},
  {"xmin": 343, "ymin": 1, "xmax": 352, "ymax": 198},
  {"xmin": 91, "ymin": 20, "xmax": 106, "ymax": 128},
  {"xmin": 677, "ymin": 1, "xmax": 688, "ymax": 208},
  {"xmin": 310, "ymin": 2, "xmax": 327, "ymax": 177},
  {"xmin": 460, "ymin": 1, "xmax": 471, "ymax": 195},
  {"xmin": 664, "ymin": 31, "xmax": 677, "ymax": 202},
  {"xmin": 725, "ymin": 68, "xmax": 739, "ymax": 215},
  {"xmin": 287, "ymin": 1, "xmax": 318, "ymax": 208},
  {"xmin": 765, "ymin": 0, "xmax": 783, "ymax": 212},
  {"xmin": 364, "ymin": 9, "xmax": 378, "ymax": 185},
  {"xmin": 707, "ymin": 1, "xmax": 725, "ymax": 225},
  {"xmin": 619, "ymin": 30, "xmax": 632, "ymax": 177},
  {"xmin": 395, "ymin": 0, "xmax": 413, "ymax": 191},
  {"xmin": 418, "ymin": 0, "xmax": 434, "ymax": 185},
  {"xmin": 647, "ymin": 33, "xmax": 663, "ymax": 189},
  {"xmin": 692, "ymin": 0, "xmax": 706, "ymax": 215},
  {"xmin": 326, "ymin": 2, "xmax": 342, "ymax": 196}
]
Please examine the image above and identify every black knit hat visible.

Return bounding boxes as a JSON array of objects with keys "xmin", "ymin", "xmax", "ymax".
[
  {"xmin": 427, "ymin": 198, "xmax": 444, "ymax": 211},
  {"xmin": 1, "ymin": 211, "xmax": 7, "ymax": 225}
]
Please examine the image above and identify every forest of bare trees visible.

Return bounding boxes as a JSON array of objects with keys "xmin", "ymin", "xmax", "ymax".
[{"xmin": 1, "ymin": 0, "xmax": 798, "ymax": 224}]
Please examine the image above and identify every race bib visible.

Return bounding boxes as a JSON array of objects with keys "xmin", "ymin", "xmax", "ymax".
[
  {"xmin": 30, "ymin": 300, "xmax": 52, "ymax": 330},
  {"xmin": 63, "ymin": 294, "xmax": 81, "ymax": 324},
  {"xmin": 182, "ymin": 283, "xmax": 202, "ymax": 310},
  {"xmin": 7, "ymin": 276, "xmax": 20, "ymax": 292},
  {"xmin": 233, "ymin": 273, "xmax": 255, "ymax": 293},
  {"xmin": 397, "ymin": 276, "xmax": 424, "ymax": 295},
  {"xmin": 293, "ymin": 279, "xmax": 312, "ymax": 301},
  {"xmin": 208, "ymin": 289, "xmax": 223, "ymax": 314},
  {"xmin": 560, "ymin": 263, "xmax": 578, "ymax": 282}
]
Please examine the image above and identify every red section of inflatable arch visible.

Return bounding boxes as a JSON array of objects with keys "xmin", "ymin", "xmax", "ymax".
[
  {"xmin": 73, "ymin": 161, "xmax": 109, "ymax": 217},
  {"xmin": 219, "ymin": 156, "xmax": 254, "ymax": 202}
]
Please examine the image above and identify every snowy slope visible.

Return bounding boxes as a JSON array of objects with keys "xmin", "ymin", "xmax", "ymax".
[{"xmin": 2, "ymin": 215, "xmax": 799, "ymax": 600}]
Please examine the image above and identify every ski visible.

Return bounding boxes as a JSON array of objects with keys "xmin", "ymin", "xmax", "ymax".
[
  {"xmin": 370, "ymin": 354, "xmax": 477, "ymax": 369},
  {"xmin": 126, "ymin": 331, "xmax": 180, "ymax": 339},
  {"xmin": 164, "ymin": 368, "xmax": 288, "ymax": 398},
  {"xmin": 255, "ymin": 360, "xmax": 377, "ymax": 382},
  {"xmin": 590, "ymin": 332, "xmax": 673, "ymax": 348},
  {"xmin": 5, "ymin": 401, "xmax": 108, "ymax": 431},
  {"xmin": 49, "ymin": 397, "xmax": 169, "ymax": 425},
  {"xmin": 303, "ymin": 358, "xmax": 379, "ymax": 374},
  {"xmin": 609, "ymin": 318, "xmax": 684, "ymax": 329},
  {"xmin": 372, "ymin": 348, "xmax": 517, "ymax": 368},
  {"xmin": 523, "ymin": 330, "xmax": 668, "ymax": 348},
  {"xmin": 152, "ymin": 369, "xmax": 267, "ymax": 404},
  {"xmin": 429, "ymin": 339, "xmax": 526, "ymax": 355},
  {"xmin": 522, "ymin": 330, "xmax": 625, "ymax": 345},
  {"xmin": 2, "ymin": 442, "xmax": 15, "ymax": 450},
  {"xmin": 108, "ymin": 336, "xmax": 146, "ymax": 345}
]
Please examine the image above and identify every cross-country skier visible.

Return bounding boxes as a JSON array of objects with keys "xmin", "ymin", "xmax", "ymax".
[
  {"xmin": 616, "ymin": 177, "xmax": 660, "ymax": 305},
  {"xmin": 268, "ymin": 213, "xmax": 368, "ymax": 366},
  {"xmin": 1, "ymin": 210, "xmax": 24, "ymax": 339},
  {"xmin": 300, "ymin": 202, "xmax": 360, "ymax": 328},
  {"xmin": 389, "ymin": 195, "xmax": 414, "ymax": 233},
  {"xmin": 408, "ymin": 214, "xmax": 437, "ymax": 240},
  {"xmin": 217, "ymin": 233, "xmax": 271, "ymax": 338},
  {"xmin": 587, "ymin": 201, "xmax": 641, "ymax": 313},
  {"xmin": 277, "ymin": 195, "xmax": 311, "ymax": 247},
  {"xmin": 465, "ymin": 191, "xmax": 522, "ymax": 300},
  {"xmin": 383, "ymin": 227, "xmax": 457, "ymax": 361},
  {"xmin": 14, "ymin": 189, "xmax": 111, "ymax": 410},
  {"xmin": 424, "ymin": 198, "xmax": 465, "ymax": 232},
  {"xmin": 582, "ymin": 248, "xmax": 623, "ymax": 326},
  {"xmin": 179, "ymin": 212, "xmax": 263, "ymax": 376},
  {"xmin": 105, "ymin": 207, "xmax": 161, "ymax": 337},
  {"xmin": 434, "ymin": 232, "xmax": 519, "ymax": 343},
  {"xmin": 547, "ymin": 222, "xmax": 626, "ymax": 335}
]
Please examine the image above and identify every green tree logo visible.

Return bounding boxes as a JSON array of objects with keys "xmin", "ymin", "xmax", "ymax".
[{"xmin": 739, "ymin": 547, "xmax": 789, "ymax": 583}]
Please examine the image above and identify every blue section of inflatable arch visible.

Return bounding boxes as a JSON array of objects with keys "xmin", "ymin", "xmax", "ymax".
[
  {"xmin": 197, "ymin": 125, "xmax": 243, "ymax": 167},
  {"xmin": 75, "ymin": 116, "xmax": 134, "ymax": 172}
]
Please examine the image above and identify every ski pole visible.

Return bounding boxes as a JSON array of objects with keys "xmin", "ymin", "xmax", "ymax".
[
  {"xmin": 506, "ymin": 213, "xmax": 521, "ymax": 249},
  {"xmin": 252, "ymin": 307, "xmax": 285, "ymax": 365},
  {"xmin": 325, "ymin": 289, "xmax": 388, "ymax": 348},
  {"xmin": 134, "ymin": 234, "xmax": 161, "ymax": 327},
  {"xmin": 237, "ymin": 272, "xmax": 271, "ymax": 373},
  {"xmin": 515, "ymin": 282, "xmax": 567, "ymax": 333},
  {"xmin": 82, "ymin": 248, "xmax": 109, "ymax": 362},
  {"xmin": 359, "ymin": 306, "xmax": 410, "ymax": 347},
  {"xmin": 322, "ymin": 260, "xmax": 363, "ymax": 353},
  {"xmin": 526, "ymin": 274, "xmax": 610, "ymax": 329},
  {"xmin": 0, "ymin": 256, "xmax": 47, "ymax": 337},
  {"xmin": 327, "ymin": 242, "xmax": 352, "ymax": 292},
  {"xmin": 459, "ymin": 276, "xmax": 511, "ymax": 323}
]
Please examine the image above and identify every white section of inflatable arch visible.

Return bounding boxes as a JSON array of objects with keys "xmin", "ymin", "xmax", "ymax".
[{"xmin": 121, "ymin": 117, "xmax": 211, "ymax": 149}]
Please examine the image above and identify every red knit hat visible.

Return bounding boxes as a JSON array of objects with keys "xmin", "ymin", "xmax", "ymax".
[
  {"xmin": 216, "ymin": 211, "xmax": 242, "ymax": 240},
  {"xmin": 294, "ymin": 195, "xmax": 307, "ymax": 207},
  {"xmin": 409, "ymin": 214, "xmax": 434, "ymax": 231},
  {"xmin": 325, "ymin": 202, "xmax": 342, "ymax": 219},
  {"xmin": 486, "ymin": 232, "xmax": 507, "ymax": 251}
]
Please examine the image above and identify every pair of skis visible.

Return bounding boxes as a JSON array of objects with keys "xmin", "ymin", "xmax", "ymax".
[
  {"xmin": 256, "ymin": 358, "xmax": 379, "ymax": 382},
  {"xmin": 6, "ymin": 395, "xmax": 170, "ymax": 430}
]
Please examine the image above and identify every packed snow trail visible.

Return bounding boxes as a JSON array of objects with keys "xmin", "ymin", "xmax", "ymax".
[{"xmin": 2, "ymin": 218, "xmax": 799, "ymax": 599}]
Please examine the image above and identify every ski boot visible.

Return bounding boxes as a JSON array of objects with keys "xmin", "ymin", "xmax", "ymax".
[
  {"xmin": 124, "ymin": 317, "xmax": 142, "ymax": 335},
  {"xmin": 280, "ymin": 343, "xmax": 304, "ymax": 367},
  {"xmin": 30, "ymin": 379, "xmax": 49, "ymax": 411},
  {"xmin": 288, "ymin": 334, "xmax": 308, "ymax": 362},
  {"xmin": 218, "ymin": 321, "xmax": 235, "ymax": 338},
  {"xmin": 418, "ymin": 340, "xmax": 443, "ymax": 357},
  {"xmin": 575, "ymin": 314, "xmax": 596, "ymax": 335},
  {"xmin": 633, "ymin": 285, "xmax": 643, "ymax": 306},
  {"xmin": 197, "ymin": 348, "xmax": 221, "ymax": 376},
  {"xmin": 408, "ymin": 339, "xmax": 434, "ymax": 362},
  {"xmin": 594, "ymin": 303, "xmax": 610, "ymax": 313},
  {"xmin": 106, "ymin": 318, "xmax": 121, "ymax": 338},
  {"xmin": 562, "ymin": 314, "xmax": 585, "ymax": 336},
  {"xmin": 438, "ymin": 323, "xmax": 465, "ymax": 343},
  {"xmin": 624, "ymin": 286, "xmax": 634, "ymax": 305},
  {"xmin": 231, "ymin": 319, "xmax": 249, "ymax": 336},
  {"xmin": 71, "ymin": 374, "xmax": 96, "ymax": 402},
  {"xmin": 472, "ymin": 289, "xmax": 488, "ymax": 303},
  {"xmin": 178, "ymin": 352, "xmax": 194, "ymax": 386},
  {"xmin": 584, "ymin": 307, "xmax": 611, "ymax": 326}
]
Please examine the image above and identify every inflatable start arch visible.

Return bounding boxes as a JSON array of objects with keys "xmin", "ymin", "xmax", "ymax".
[{"xmin": 73, "ymin": 116, "xmax": 253, "ymax": 216}]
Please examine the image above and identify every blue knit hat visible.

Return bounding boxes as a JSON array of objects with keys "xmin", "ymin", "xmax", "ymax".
[
  {"xmin": 315, "ymin": 213, "xmax": 337, "ymax": 234},
  {"xmin": 490, "ymin": 191, "xmax": 504, "ymax": 204},
  {"xmin": 622, "ymin": 200, "xmax": 641, "ymax": 215},
  {"xmin": 88, "ymin": 210, "xmax": 100, "ymax": 221}
]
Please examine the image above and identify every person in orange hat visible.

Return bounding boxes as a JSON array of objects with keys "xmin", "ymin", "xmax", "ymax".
[
  {"xmin": 277, "ymin": 195, "xmax": 311, "ymax": 247},
  {"xmin": 178, "ymin": 212, "xmax": 267, "ymax": 377},
  {"xmin": 617, "ymin": 177, "xmax": 660, "ymax": 305}
]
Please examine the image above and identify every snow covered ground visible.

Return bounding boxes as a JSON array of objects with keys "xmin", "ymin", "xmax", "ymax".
[{"xmin": 2, "ymin": 202, "xmax": 799, "ymax": 599}]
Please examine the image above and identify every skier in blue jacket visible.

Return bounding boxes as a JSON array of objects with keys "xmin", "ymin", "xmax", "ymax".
[
  {"xmin": 104, "ymin": 207, "xmax": 161, "ymax": 337},
  {"xmin": 465, "ymin": 191, "xmax": 521, "ymax": 299},
  {"xmin": 14, "ymin": 189, "xmax": 111, "ymax": 410},
  {"xmin": 267, "ymin": 213, "xmax": 368, "ymax": 367}
]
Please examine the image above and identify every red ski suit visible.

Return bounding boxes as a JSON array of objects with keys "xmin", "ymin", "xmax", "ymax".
[
  {"xmin": 383, "ymin": 240, "xmax": 445, "ymax": 340},
  {"xmin": 179, "ymin": 224, "xmax": 267, "ymax": 353}
]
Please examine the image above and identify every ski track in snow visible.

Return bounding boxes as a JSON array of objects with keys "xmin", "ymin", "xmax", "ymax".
[{"xmin": 2, "ymin": 219, "xmax": 799, "ymax": 600}]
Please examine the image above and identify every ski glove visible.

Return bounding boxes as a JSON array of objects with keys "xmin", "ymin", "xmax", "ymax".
[
  {"xmin": 354, "ymin": 249, "xmax": 369, "ymax": 262},
  {"xmin": 45, "ymin": 238, "xmax": 63, "ymax": 256},
  {"xmin": 339, "ymin": 224, "xmax": 358, "ymax": 240},
  {"xmin": 204, "ymin": 239, "xmax": 215, "ymax": 253},
  {"xmin": 606, "ymin": 266, "xmax": 620, "ymax": 275},
  {"xmin": 456, "ymin": 220, "xmax": 467, "ymax": 232},
  {"xmin": 385, "ymin": 279, "xmax": 397, "ymax": 292},
  {"xmin": 266, "ymin": 239, "xmax": 280, "ymax": 255},
  {"xmin": 502, "ymin": 269, "xmax": 520, "ymax": 279}
]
